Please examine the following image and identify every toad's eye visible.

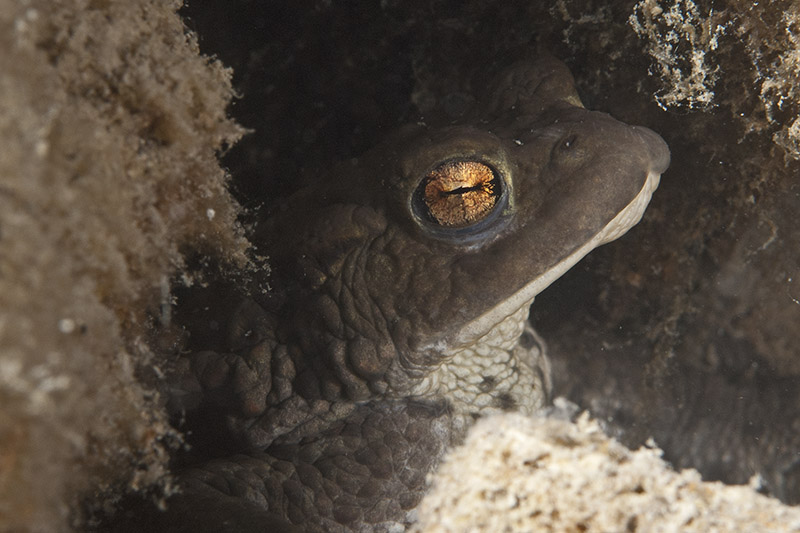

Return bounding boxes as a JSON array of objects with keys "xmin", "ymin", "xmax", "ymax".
[{"xmin": 415, "ymin": 160, "xmax": 503, "ymax": 228}]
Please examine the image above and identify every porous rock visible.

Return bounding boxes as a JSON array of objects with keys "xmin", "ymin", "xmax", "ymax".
[{"xmin": 414, "ymin": 412, "xmax": 800, "ymax": 533}]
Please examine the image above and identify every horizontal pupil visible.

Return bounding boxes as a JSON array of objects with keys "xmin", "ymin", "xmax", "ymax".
[{"xmin": 445, "ymin": 185, "xmax": 482, "ymax": 195}]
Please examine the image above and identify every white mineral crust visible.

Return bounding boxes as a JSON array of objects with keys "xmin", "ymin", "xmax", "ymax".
[{"xmin": 413, "ymin": 411, "xmax": 800, "ymax": 533}]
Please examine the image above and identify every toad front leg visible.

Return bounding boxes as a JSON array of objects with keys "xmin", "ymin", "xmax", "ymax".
[{"xmin": 115, "ymin": 400, "xmax": 458, "ymax": 533}]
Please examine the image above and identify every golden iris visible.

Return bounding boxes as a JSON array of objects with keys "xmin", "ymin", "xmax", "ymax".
[{"xmin": 421, "ymin": 161, "xmax": 499, "ymax": 227}]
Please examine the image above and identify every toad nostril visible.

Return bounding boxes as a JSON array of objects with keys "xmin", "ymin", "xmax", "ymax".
[{"xmin": 561, "ymin": 134, "xmax": 578, "ymax": 150}]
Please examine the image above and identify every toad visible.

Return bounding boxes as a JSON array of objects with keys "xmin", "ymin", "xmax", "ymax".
[{"xmin": 115, "ymin": 54, "xmax": 669, "ymax": 532}]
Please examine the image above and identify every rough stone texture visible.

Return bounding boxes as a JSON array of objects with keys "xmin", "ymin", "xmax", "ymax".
[
  {"xmin": 0, "ymin": 1, "xmax": 247, "ymax": 531},
  {"xmin": 413, "ymin": 413, "xmax": 800, "ymax": 533}
]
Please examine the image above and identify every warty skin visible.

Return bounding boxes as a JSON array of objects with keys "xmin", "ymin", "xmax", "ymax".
[{"xmin": 111, "ymin": 53, "xmax": 669, "ymax": 532}]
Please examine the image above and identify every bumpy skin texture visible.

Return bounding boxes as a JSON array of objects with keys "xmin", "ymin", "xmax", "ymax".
[{"xmin": 118, "ymin": 54, "xmax": 669, "ymax": 532}]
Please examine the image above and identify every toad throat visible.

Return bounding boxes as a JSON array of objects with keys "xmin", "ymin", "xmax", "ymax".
[{"xmin": 409, "ymin": 167, "xmax": 660, "ymax": 416}]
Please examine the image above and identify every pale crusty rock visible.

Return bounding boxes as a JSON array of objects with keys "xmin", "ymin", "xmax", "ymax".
[{"xmin": 413, "ymin": 412, "xmax": 800, "ymax": 533}]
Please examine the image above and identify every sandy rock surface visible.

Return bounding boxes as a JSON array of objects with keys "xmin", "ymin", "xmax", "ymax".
[{"xmin": 414, "ymin": 412, "xmax": 800, "ymax": 533}]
